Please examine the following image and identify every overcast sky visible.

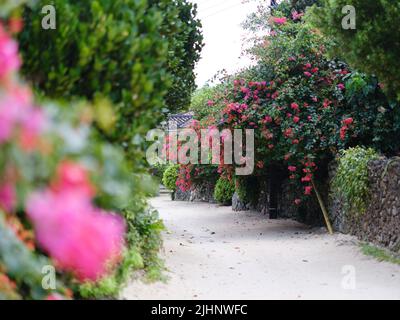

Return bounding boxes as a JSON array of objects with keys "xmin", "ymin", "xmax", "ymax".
[{"xmin": 191, "ymin": 0, "xmax": 260, "ymax": 87}]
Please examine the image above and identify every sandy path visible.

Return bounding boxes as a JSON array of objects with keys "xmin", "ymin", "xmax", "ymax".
[{"xmin": 121, "ymin": 195, "xmax": 400, "ymax": 300}]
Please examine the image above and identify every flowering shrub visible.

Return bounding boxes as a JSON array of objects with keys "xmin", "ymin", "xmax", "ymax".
[
  {"xmin": 187, "ymin": 0, "xmax": 400, "ymax": 208},
  {"xmin": 0, "ymin": 5, "xmax": 166, "ymax": 298},
  {"xmin": 27, "ymin": 162, "xmax": 125, "ymax": 281}
]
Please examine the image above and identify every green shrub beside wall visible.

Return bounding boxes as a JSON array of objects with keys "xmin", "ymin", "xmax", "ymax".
[
  {"xmin": 332, "ymin": 147, "xmax": 379, "ymax": 216},
  {"xmin": 214, "ymin": 177, "xmax": 235, "ymax": 205},
  {"xmin": 163, "ymin": 165, "xmax": 179, "ymax": 192}
]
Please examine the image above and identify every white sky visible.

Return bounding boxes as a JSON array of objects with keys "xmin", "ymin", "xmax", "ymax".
[{"xmin": 191, "ymin": 0, "xmax": 260, "ymax": 86}]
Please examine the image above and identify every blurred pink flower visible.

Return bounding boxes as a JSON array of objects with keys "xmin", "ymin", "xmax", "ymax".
[
  {"xmin": 45, "ymin": 293, "xmax": 65, "ymax": 301},
  {"xmin": 0, "ymin": 182, "xmax": 16, "ymax": 212},
  {"xmin": 0, "ymin": 83, "xmax": 43, "ymax": 146},
  {"xmin": 272, "ymin": 17, "xmax": 287, "ymax": 25},
  {"xmin": 292, "ymin": 11, "xmax": 304, "ymax": 21},
  {"xmin": 52, "ymin": 161, "xmax": 96, "ymax": 198},
  {"xmin": 18, "ymin": 106, "xmax": 46, "ymax": 151},
  {"xmin": 0, "ymin": 24, "xmax": 21, "ymax": 79},
  {"xmin": 27, "ymin": 189, "xmax": 125, "ymax": 281}
]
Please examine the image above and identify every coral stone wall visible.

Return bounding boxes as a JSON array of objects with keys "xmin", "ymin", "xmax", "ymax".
[{"xmin": 174, "ymin": 181, "xmax": 216, "ymax": 203}]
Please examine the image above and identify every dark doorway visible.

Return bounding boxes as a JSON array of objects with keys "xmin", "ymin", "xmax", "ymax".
[{"xmin": 268, "ymin": 167, "xmax": 283, "ymax": 219}]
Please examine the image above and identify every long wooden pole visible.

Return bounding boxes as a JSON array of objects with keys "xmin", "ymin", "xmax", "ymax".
[{"xmin": 311, "ymin": 179, "xmax": 333, "ymax": 235}]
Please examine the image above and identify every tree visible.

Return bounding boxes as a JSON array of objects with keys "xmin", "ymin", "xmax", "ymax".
[
  {"xmin": 309, "ymin": 0, "xmax": 400, "ymax": 100},
  {"xmin": 19, "ymin": 0, "xmax": 203, "ymax": 163}
]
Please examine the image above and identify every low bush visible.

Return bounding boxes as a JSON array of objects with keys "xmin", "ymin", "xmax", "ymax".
[
  {"xmin": 332, "ymin": 147, "xmax": 379, "ymax": 216},
  {"xmin": 162, "ymin": 165, "xmax": 179, "ymax": 191},
  {"xmin": 214, "ymin": 177, "xmax": 235, "ymax": 205}
]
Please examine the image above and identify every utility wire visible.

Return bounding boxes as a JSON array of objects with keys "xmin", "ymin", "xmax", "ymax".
[{"xmin": 202, "ymin": 1, "xmax": 245, "ymax": 18}]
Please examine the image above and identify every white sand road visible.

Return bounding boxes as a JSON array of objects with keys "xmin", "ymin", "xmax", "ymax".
[{"xmin": 121, "ymin": 195, "xmax": 400, "ymax": 300}]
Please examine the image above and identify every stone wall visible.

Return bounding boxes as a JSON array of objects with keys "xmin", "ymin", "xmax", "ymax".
[
  {"xmin": 329, "ymin": 158, "xmax": 400, "ymax": 253},
  {"xmin": 174, "ymin": 180, "xmax": 216, "ymax": 203},
  {"xmin": 173, "ymin": 157, "xmax": 400, "ymax": 253},
  {"xmin": 231, "ymin": 157, "xmax": 400, "ymax": 253}
]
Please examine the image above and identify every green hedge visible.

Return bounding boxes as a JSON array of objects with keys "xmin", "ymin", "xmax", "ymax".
[
  {"xmin": 332, "ymin": 147, "xmax": 379, "ymax": 216},
  {"xmin": 163, "ymin": 165, "xmax": 179, "ymax": 191},
  {"xmin": 19, "ymin": 0, "xmax": 203, "ymax": 163},
  {"xmin": 214, "ymin": 177, "xmax": 235, "ymax": 205}
]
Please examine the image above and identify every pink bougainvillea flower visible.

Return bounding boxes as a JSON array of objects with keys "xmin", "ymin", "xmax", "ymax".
[
  {"xmin": 290, "ymin": 102, "xmax": 299, "ymax": 111},
  {"xmin": 45, "ymin": 293, "xmax": 65, "ymax": 301},
  {"xmin": 27, "ymin": 189, "xmax": 125, "ymax": 281},
  {"xmin": 343, "ymin": 118, "xmax": 354, "ymax": 125},
  {"xmin": 304, "ymin": 71, "xmax": 312, "ymax": 78},
  {"xmin": 323, "ymin": 99, "xmax": 332, "ymax": 108},
  {"xmin": 292, "ymin": 139, "xmax": 299, "ymax": 145},
  {"xmin": 207, "ymin": 100, "xmax": 214, "ymax": 107},
  {"xmin": 337, "ymin": 83, "xmax": 345, "ymax": 90},
  {"xmin": 0, "ymin": 182, "xmax": 16, "ymax": 212},
  {"xmin": 272, "ymin": 17, "xmax": 287, "ymax": 25},
  {"xmin": 304, "ymin": 186, "xmax": 313, "ymax": 195},
  {"xmin": 340, "ymin": 126, "xmax": 348, "ymax": 140},
  {"xmin": 284, "ymin": 128, "xmax": 293, "ymax": 138},
  {"xmin": 292, "ymin": 11, "xmax": 304, "ymax": 21},
  {"xmin": 264, "ymin": 115, "xmax": 273, "ymax": 123},
  {"xmin": 288, "ymin": 166, "xmax": 297, "ymax": 172},
  {"xmin": 0, "ymin": 83, "xmax": 39, "ymax": 146},
  {"xmin": 293, "ymin": 116, "xmax": 300, "ymax": 124},
  {"xmin": 305, "ymin": 63, "xmax": 312, "ymax": 69},
  {"xmin": 52, "ymin": 161, "xmax": 96, "ymax": 198},
  {"xmin": 294, "ymin": 199, "xmax": 302, "ymax": 205},
  {"xmin": 0, "ymin": 24, "xmax": 21, "ymax": 79},
  {"xmin": 18, "ymin": 106, "xmax": 46, "ymax": 152},
  {"xmin": 311, "ymin": 67, "xmax": 319, "ymax": 74},
  {"xmin": 256, "ymin": 161, "xmax": 264, "ymax": 169},
  {"xmin": 271, "ymin": 91, "xmax": 279, "ymax": 100}
]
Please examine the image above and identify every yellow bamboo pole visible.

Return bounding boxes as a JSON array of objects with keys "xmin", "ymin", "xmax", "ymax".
[{"xmin": 311, "ymin": 179, "xmax": 333, "ymax": 235}]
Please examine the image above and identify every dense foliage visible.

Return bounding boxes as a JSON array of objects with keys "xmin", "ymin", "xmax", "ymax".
[
  {"xmin": 183, "ymin": 0, "xmax": 400, "ymax": 208},
  {"xmin": 156, "ymin": 0, "xmax": 204, "ymax": 112},
  {"xmin": 214, "ymin": 177, "xmax": 235, "ymax": 205},
  {"xmin": 332, "ymin": 147, "xmax": 379, "ymax": 216},
  {"xmin": 162, "ymin": 165, "xmax": 179, "ymax": 192},
  {"xmin": 19, "ymin": 0, "xmax": 203, "ymax": 162},
  {"xmin": 0, "ymin": 0, "xmax": 201, "ymax": 299},
  {"xmin": 309, "ymin": 0, "xmax": 400, "ymax": 100},
  {"xmin": 0, "ymin": 16, "xmax": 132, "ymax": 298}
]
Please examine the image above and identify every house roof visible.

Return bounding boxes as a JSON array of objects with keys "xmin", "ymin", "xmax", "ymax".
[{"xmin": 168, "ymin": 112, "xmax": 194, "ymax": 130}]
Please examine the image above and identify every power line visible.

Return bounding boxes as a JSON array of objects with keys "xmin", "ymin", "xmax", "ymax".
[{"xmin": 202, "ymin": 1, "xmax": 245, "ymax": 18}]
